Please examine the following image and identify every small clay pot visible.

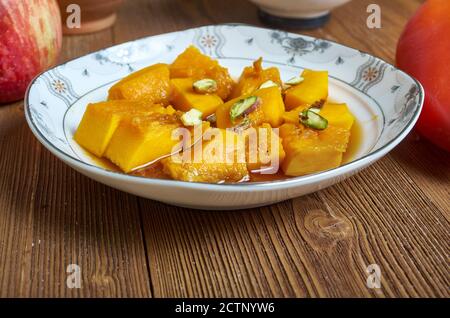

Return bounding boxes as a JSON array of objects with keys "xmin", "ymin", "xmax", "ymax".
[{"xmin": 58, "ymin": 0, "xmax": 123, "ymax": 35}]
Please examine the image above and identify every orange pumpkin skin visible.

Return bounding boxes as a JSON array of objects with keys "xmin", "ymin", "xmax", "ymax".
[{"xmin": 169, "ymin": 46, "xmax": 234, "ymax": 100}]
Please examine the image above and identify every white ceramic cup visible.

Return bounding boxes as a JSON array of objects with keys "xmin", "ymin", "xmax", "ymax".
[{"xmin": 249, "ymin": 0, "xmax": 351, "ymax": 19}]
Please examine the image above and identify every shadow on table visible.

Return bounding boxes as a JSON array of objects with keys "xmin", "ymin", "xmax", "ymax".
[{"xmin": 391, "ymin": 131, "xmax": 450, "ymax": 182}]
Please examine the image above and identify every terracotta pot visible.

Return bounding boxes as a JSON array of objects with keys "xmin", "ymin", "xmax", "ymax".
[{"xmin": 58, "ymin": 0, "xmax": 123, "ymax": 35}]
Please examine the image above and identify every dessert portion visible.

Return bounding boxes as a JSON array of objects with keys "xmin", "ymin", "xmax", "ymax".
[{"xmin": 75, "ymin": 45, "xmax": 356, "ymax": 183}]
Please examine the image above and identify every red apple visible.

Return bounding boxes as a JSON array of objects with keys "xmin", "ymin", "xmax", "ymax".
[{"xmin": 0, "ymin": 0, "xmax": 62, "ymax": 104}]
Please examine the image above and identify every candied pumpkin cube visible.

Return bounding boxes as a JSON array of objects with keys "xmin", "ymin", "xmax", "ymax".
[
  {"xmin": 165, "ymin": 105, "xmax": 176, "ymax": 115},
  {"xmin": 231, "ymin": 58, "xmax": 282, "ymax": 98},
  {"xmin": 74, "ymin": 100, "xmax": 159, "ymax": 157},
  {"xmin": 279, "ymin": 123, "xmax": 350, "ymax": 176},
  {"xmin": 162, "ymin": 128, "xmax": 249, "ymax": 183},
  {"xmin": 319, "ymin": 103, "xmax": 355, "ymax": 130},
  {"xmin": 105, "ymin": 112, "xmax": 183, "ymax": 173},
  {"xmin": 169, "ymin": 46, "xmax": 234, "ymax": 100},
  {"xmin": 170, "ymin": 78, "xmax": 223, "ymax": 118},
  {"xmin": 216, "ymin": 97, "xmax": 264, "ymax": 130},
  {"xmin": 284, "ymin": 69, "xmax": 328, "ymax": 110},
  {"xmin": 282, "ymin": 105, "xmax": 309, "ymax": 124},
  {"xmin": 108, "ymin": 63, "xmax": 171, "ymax": 105},
  {"xmin": 282, "ymin": 103, "xmax": 355, "ymax": 131},
  {"xmin": 245, "ymin": 123, "xmax": 285, "ymax": 173},
  {"xmin": 216, "ymin": 86, "xmax": 285, "ymax": 129}
]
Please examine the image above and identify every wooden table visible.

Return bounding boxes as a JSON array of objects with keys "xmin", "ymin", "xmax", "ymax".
[{"xmin": 0, "ymin": 0, "xmax": 448, "ymax": 298}]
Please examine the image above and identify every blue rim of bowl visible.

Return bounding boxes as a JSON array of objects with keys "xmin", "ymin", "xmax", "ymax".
[{"xmin": 24, "ymin": 23, "xmax": 425, "ymax": 191}]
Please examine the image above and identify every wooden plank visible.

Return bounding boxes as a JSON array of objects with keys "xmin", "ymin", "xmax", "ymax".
[
  {"xmin": 0, "ymin": 0, "xmax": 447, "ymax": 298},
  {"xmin": 140, "ymin": 158, "xmax": 449, "ymax": 297},
  {"xmin": 140, "ymin": 201, "xmax": 312, "ymax": 297},
  {"xmin": 0, "ymin": 101, "xmax": 24, "ymax": 137},
  {"xmin": 0, "ymin": 30, "xmax": 151, "ymax": 297},
  {"xmin": 390, "ymin": 133, "xmax": 450, "ymax": 218},
  {"xmin": 311, "ymin": 160, "xmax": 449, "ymax": 297},
  {"xmin": 0, "ymin": 126, "xmax": 41, "ymax": 297}
]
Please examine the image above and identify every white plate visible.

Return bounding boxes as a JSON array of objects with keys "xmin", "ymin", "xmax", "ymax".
[{"xmin": 25, "ymin": 24, "xmax": 424, "ymax": 210}]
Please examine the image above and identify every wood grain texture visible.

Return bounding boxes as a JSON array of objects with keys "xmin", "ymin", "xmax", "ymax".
[
  {"xmin": 0, "ymin": 29, "xmax": 151, "ymax": 298},
  {"xmin": 0, "ymin": 101, "xmax": 24, "ymax": 136},
  {"xmin": 0, "ymin": 0, "xmax": 448, "ymax": 298}
]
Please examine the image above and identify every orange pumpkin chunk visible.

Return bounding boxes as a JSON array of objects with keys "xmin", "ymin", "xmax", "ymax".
[
  {"xmin": 231, "ymin": 58, "xmax": 282, "ymax": 98},
  {"xmin": 216, "ymin": 86, "xmax": 285, "ymax": 129},
  {"xmin": 169, "ymin": 46, "xmax": 234, "ymax": 100},
  {"xmin": 244, "ymin": 123, "xmax": 285, "ymax": 173},
  {"xmin": 162, "ymin": 128, "xmax": 249, "ymax": 183},
  {"xmin": 108, "ymin": 63, "xmax": 171, "ymax": 105},
  {"xmin": 170, "ymin": 78, "xmax": 223, "ymax": 118},
  {"xmin": 279, "ymin": 123, "xmax": 350, "ymax": 176},
  {"xmin": 284, "ymin": 69, "xmax": 328, "ymax": 110},
  {"xmin": 282, "ymin": 105, "xmax": 309, "ymax": 124},
  {"xmin": 74, "ymin": 100, "xmax": 166, "ymax": 157},
  {"xmin": 105, "ymin": 112, "xmax": 183, "ymax": 173},
  {"xmin": 319, "ymin": 103, "xmax": 355, "ymax": 130}
]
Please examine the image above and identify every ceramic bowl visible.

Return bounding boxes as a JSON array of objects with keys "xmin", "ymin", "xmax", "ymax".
[
  {"xmin": 250, "ymin": 0, "xmax": 351, "ymax": 28},
  {"xmin": 25, "ymin": 24, "xmax": 423, "ymax": 210},
  {"xmin": 250, "ymin": 0, "xmax": 351, "ymax": 18}
]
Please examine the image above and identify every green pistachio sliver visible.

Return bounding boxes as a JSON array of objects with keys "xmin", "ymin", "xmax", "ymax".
[
  {"xmin": 300, "ymin": 109, "xmax": 328, "ymax": 130},
  {"xmin": 232, "ymin": 117, "xmax": 251, "ymax": 133},
  {"xmin": 259, "ymin": 80, "xmax": 278, "ymax": 89},
  {"xmin": 285, "ymin": 76, "xmax": 304, "ymax": 86},
  {"xmin": 192, "ymin": 78, "xmax": 218, "ymax": 94},
  {"xmin": 309, "ymin": 107, "xmax": 321, "ymax": 114},
  {"xmin": 181, "ymin": 108, "xmax": 203, "ymax": 126},
  {"xmin": 230, "ymin": 96, "xmax": 259, "ymax": 122}
]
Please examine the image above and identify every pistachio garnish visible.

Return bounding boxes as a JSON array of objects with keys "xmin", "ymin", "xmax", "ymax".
[
  {"xmin": 231, "ymin": 117, "xmax": 251, "ymax": 133},
  {"xmin": 259, "ymin": 80, "xmax": 278, "ymax": 89},
  {"xmin": 309, "ymin": 107, "xmax": 321, "ymax": 114},
  {"xmin": 230, "ymin": 96, "xmax": 260, "ymax": 123},
  {"xmin": 205, "ymin": 113, "xmax": 217, "ymax": 124},
  {"xmin": 300, "ymin": 108, "xmax": 328, "ymax": 130},
  {"xmin": 192, "ymin": 78, "xmax": 217, "ymax": 94},
  {"xmin": 284, "ymin": 76, "xmax": 304, "ymax": 86},
  {"xmin": 181, "ymin": 108, "xmax": 203, "ymax": 126}
]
